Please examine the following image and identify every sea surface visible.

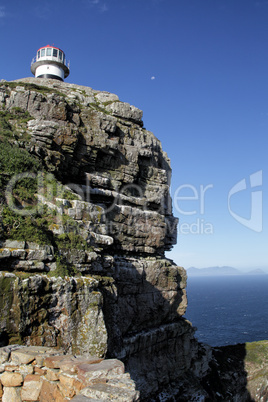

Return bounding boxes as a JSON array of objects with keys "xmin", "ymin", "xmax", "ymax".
[{"xmin": 185, "ymin": 275, "xmax": 268, "ymax": 346}]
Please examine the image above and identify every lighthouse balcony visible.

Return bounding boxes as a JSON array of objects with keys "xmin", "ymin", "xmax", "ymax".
[{"xmin": 31, "ymin": 46, "xmax": 70, "ymax": 68}]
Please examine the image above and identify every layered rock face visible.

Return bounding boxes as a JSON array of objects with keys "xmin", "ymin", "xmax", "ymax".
[
  {"xmin": 0, "ymin": 78, "xmax": 212, "ymax": 399},
  {"xmin": 0, "ymin": 270, "xmax": 107, "ymax": 356},
  {"xmin": 3, "ymin": 78, "xmax": 177, "ymax": 255}
]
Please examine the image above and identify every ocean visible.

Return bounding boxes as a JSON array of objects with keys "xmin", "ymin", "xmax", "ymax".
[{"xmin": 185, "ymin": 275, "xmax": 268, "ymax": 346}]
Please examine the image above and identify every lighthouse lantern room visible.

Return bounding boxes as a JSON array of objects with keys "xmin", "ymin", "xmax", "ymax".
[{"xmin": 31, "ymin": 45, "xmax": 70, "ymax": 81}]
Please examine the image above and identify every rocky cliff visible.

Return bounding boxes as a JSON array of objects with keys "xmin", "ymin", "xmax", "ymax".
[{"xmin": 0, "ymin": 78, "xmax": 266, "ymax": 401}]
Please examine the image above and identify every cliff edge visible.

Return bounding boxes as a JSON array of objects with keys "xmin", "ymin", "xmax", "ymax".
[{"xmin": 0, "ymin": 78, "xmax": 264, "ymax": 401}]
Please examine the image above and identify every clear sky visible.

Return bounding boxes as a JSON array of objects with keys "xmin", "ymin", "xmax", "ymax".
[{"xmin": 1, "ymin": 0, "xmax": 267, "ymax": 270}]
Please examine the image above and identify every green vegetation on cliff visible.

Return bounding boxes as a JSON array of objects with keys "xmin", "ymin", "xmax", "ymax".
[
  {"xmin": 0, "ymin": 139, "xmax": 90, "ymax": 276},
  {"xmin": 0, "ymin": 108, "xmax": 32, "ymax": 141},
  {"xmin": 0, "ymin": 140, "xmax": 41, "ymax": 189}
]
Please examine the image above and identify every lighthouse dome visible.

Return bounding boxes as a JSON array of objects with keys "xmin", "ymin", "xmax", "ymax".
[{"xmin": 31, "ymin": 45, "xmax": 70, "ymax": 81}]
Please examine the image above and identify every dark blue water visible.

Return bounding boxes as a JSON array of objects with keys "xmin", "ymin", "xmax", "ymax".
[{"xmin": 185, "ymin": 275, "xmax": 268, "ymax": 346}]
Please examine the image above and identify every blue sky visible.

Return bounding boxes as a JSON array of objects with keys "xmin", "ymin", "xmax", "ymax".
[{"xmin": 1, "ymin": 0, "xmax": 267, "ymax": 270}]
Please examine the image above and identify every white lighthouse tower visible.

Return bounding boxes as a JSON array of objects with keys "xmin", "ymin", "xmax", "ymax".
[{"xmin": 31, "ymin": 45, "xmax": 70, "ymax": 81}]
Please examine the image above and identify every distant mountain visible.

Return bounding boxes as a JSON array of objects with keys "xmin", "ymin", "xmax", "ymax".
[
  {"xmin": 246, "ymin": 268, "xmax": 267, "ymax": 275},
  {"xmin": 187, "ymin": 266, "xmax": 242, "ymax": 276}
]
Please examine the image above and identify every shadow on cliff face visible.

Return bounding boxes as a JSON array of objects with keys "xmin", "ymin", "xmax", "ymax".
[
  {"xmin": 202, "ymin": 344, "xmax": 254, "ymax": 402},
  {"xmin": 96, "ymin": 257, "xmax": 254, "ymax": 401},
  {"xmin": 96, "ymin": 256, "xmax": 192, "ymax": 399}
]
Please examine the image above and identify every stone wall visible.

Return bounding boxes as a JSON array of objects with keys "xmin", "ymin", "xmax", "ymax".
[{"xmin": 0, "ymin": 345, "xmax": 139, "ymax": 401}]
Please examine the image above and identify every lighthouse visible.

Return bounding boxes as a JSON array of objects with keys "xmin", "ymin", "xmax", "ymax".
[{"xmin": 31, "ymin": 45, "xmax": 70, "ymax": 81}]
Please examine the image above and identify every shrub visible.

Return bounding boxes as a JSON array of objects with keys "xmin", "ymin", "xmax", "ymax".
[
  {"xmin": 42, "ymin": 173, "xmax": 79, "ymax": 201},
  {"xmin": 50, "ymin": 255, "xmax": 78, "ymax": 278},
  {"xmin": 0, "ymin": 140, "xmax": 41, "ymax": 176},
  {"xmin": 1, "ymin": 205, "xmax": 53, "ymax": 245},
  {"xmin": 0, "ymin": 141, "xmax": 42, "ymax": 205},
  {"xmin": 0, "ymin": 109, "xmax": 32, "ymax": 141},
  {"xmin": 55, "ymin": 232, "xmax": 88, "ymax": 250}
]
